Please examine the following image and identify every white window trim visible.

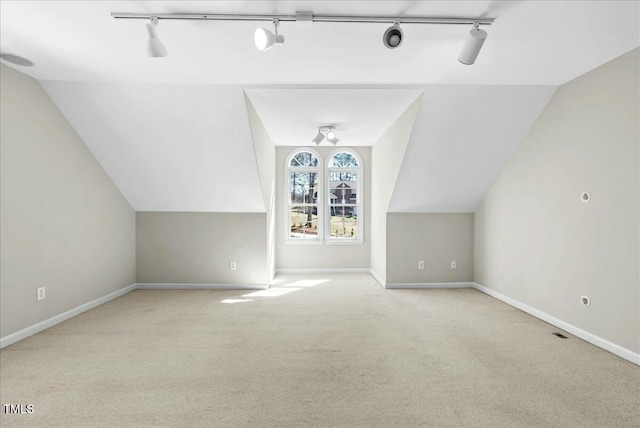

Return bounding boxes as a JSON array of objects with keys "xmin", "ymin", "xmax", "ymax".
[
  {"xmin": 285, "ymin": 148, "xmax": 323, "ymax": 244},
  {"xmin": 325, "ymin": 148, "xmax": 363, "ymax": 244},
  {"xmin": 284, "ymin": 148, "xmax": 364, "ymax": 245}
]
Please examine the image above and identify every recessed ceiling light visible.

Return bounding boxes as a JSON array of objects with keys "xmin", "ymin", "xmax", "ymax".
[{"xmin": 0, "ymin": 53, "xmax": 34, "ymax": 67}]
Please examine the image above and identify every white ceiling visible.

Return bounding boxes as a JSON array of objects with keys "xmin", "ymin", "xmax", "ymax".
[
  {"xmin": 245, "ymin": 89, "xmax": 423, "ymax": 146},
  {"xmin": 389, "ymin": 85, "xmax": 557, "ymax": 212},
  {"xmin": 1, "ymin": 1, "xmax": 638, "ymax": 85},
  {"xmin": 42, "ymin": 82, "xmax": 265, "ymax": 212},
  {"xmin": 2, "ymin": 2, "xmax": 638, "ymax": 213}
]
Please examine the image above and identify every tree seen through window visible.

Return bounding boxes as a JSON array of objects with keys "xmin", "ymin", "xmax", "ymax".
[{"xmin": 288, "ymin": 151, "xmax": 320, "ymax": 239}]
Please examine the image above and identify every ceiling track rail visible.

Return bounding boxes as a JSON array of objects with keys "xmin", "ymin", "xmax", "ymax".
[{"xmin": 110, "ymin": 12, "xmax": 495, "ymax": 26}]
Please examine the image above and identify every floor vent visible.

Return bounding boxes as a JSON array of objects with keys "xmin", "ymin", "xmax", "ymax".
[{"xmin": 552, "ymin": 332, "xmax": 569, "ymax": 339}]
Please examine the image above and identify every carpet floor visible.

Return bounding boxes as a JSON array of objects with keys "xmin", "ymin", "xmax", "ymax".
[{"xmin": 1, "ymin": 274, "xmax": 639, "ymax": 427}]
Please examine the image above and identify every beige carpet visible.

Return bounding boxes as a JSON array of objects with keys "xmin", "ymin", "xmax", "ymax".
[{"xmin": 1, "ymin": 274, "xmax": 638, "ymax": 427}]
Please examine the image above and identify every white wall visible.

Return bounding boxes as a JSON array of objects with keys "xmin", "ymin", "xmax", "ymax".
[
  {"xmin": 136, "ymin": 212, "xmax": 267, "ymax": 286},
  {"xmin": 0, "ymin": 64, "xmax": 135, "ymax": 338},
  {"xmin": 387, "ymin": 214, "xmax": 473, "ymax": 284},
  {"xmin": 475, "ymin": 48, "xmax": 639, "ymax": 354},
  {"xmin": 370, "ymin": 96, "xmax": 422, "ymax": 283},
  {"xmin": 275, "ymin": 146, "xmax": 371, "ymax": 270},
  {"xmin": 245, "ymin": 94, "xmax": 276, "ymax": 281},
  {"xmin": 133, "ymin": 94, "xmax": 274, "ymax": 287}
]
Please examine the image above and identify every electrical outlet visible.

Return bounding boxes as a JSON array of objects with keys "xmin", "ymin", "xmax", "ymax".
[
  {"xmin": 229, "ymin": 261, "xmax": 237, "ymax": 271},
  {"xmin": 418, "ymin": 261, "xmax": 425, "ymax": 270},
  {"xmin": 451, "ymin": 260, "xmax": 457, "ymax": 269},
  {"xmin": 37, "ymin": 287, "xmax": 45, "ymax": 301}
]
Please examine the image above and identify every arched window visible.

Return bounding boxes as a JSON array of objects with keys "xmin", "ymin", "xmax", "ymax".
[
  {"xmin": 327, "ymin": 150, "xmax": 361, "ymax": 241},
  {"xmin": 286, "ymin": 150, "xmax": 322, "ymax": 240}
]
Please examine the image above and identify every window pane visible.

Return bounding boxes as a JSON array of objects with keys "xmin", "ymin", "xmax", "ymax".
[
  {"xmin": 290, "ymin": 206, "xmax": 318, "ymax": 239},
  {"xmin": 290, "ymin": 152, "xmax": 319, "ymax": 167},
  {"xmin": 329, "ymin": 171, "xmax": 357, "ymax": 182},
  {"xmin": 290, "ymin": 172, "xmax": 319, "ymax": 204},
  {"xmin": 329, "ymin": 172, "xmax": 357, "ymax": 205},
  {"xmin": 328, "ymin": 152, "xmax": 359, "ymax": 168},
  {"xmin": 329, "ymin": 206, "xmax": 358, "ymax": 239}
]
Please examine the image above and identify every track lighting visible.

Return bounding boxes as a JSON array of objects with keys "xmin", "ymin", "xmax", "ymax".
[
  {"xmin": 254, "ymin": 19, "xmax": 285, "ymax": 51},
  {"xmin": 383, "ymin": 22, "xmax": 403, "ymax": 49},
  {"xmin": 113, "ymin": 12, "xmax": 493, "ymax": 63},
  {"xmin": 458, "ymin": 22, "xmax": 487, "ymax": 65},
  {"xmin": 313, "ymin": 126, "xmax": 339, "ymax": 145},
  {"xmin": 146, "ymin": 17, "xmax": 167, "ymax": 57}
]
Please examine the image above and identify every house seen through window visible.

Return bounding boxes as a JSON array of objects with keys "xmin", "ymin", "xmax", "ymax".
[{"xmin": 328, "ymin": 151, "xmax": 360, "ymax": 240}]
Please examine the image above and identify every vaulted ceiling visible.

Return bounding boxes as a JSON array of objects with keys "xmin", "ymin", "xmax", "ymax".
[
  {"xmin": 1, "ymin": 1, "xmax": 638, "ymax": 213},
  {"xmin": 2, "ymin": 1, "xmax": 637, "ymax": 85}
]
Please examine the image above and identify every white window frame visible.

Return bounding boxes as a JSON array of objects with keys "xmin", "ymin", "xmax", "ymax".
[
  {"xmin": 325, "ymin": 149, "xmax": 363, "ymax": 244},
  {"xmin": 285, "ymin": 148, "xmax": 323, "ymax": 244}
]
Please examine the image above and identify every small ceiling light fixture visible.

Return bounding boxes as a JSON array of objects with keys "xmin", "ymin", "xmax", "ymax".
[
  {"xmin": 458, "ymin": 22, "xmax": 487, "ymax": 65},
  {"xmin": 327, "ymin": 134, "xmax": 339, "ymax": 145},
  {"xmin": 312, "ymin": 131, "xmax": 325, "ymax": 145},
  {"xmin": 324, "ymin": 126, "xmax": 339, "ymax": 145},
  {"xmin": 0, "ymin": 53, "xmax": 34, "ymax": 67},
  {"xmin": 383, "ymin": 22, "xmax": 403, "ymax": 49},
  {"xmin": 254, "ymin": 18, "xmax": 285, "ymax": 51},
  {"xmin": 313, "ymin": 126, "xmax": 339, "ymax": 145},
  {"xmin": 146, "ymin": 17, "xmax": 167, "ymax": 57}
]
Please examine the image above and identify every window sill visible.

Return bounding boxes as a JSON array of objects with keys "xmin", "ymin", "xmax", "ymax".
[
  {"xmin": 284, "ymin": 239, "xmax": 364, "ymax": 246},
  {"xmin": 284, "ymin": 240, "xmax": 324, "ymax": 246},
  {"xmin": 325, "ymin": 239, "xmax": 364, "ymax": 246}
]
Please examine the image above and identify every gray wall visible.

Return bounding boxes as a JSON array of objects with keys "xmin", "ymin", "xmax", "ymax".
[
  {"xmin": 276, "ymin": 146, "xmax": 371, "ymax": 270},
  {"xmin": 0, "ymin": 64, "xmax": 135, "ymax": 337},
  {"xmin": 475, "ymin": 48, "xmax": 639, "ymax": 353},
  {"xmin": 370, "ymin": 96, "xmax": 422, "ymax": 282},
  {"xmin": 387, "ymin": 213, "xmax": 474, "ymax": 284},
  {"xmin": 136, "ymin": 212, "xmax": 267, "ymax": 285}
]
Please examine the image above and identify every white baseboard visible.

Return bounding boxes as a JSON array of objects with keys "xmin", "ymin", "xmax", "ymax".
[
  {"xmin": 6, "ymin": 279, "xmax": 636, "ymax": 366},
  {"xmin": 136, "ymin": 283, "xmax": 268, "ymax": 290},
  {"xmin": 386, "ymin": 282, "xmax": 474, "ymax": 289},
  {"xmin": 369, "ymin": 270, "xmax": 385, "ymax": 288},
  {"xmin": 472, "ymin": 282, "xmax": 640, "ymax": 366},
  {"xmin": 275, "ymin": 268, "xmax": 371, "ymax": 275},
  {"xmin": 0, "ymin": 283, "xmax": 136, "ymax": 349}
]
